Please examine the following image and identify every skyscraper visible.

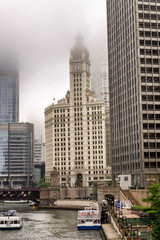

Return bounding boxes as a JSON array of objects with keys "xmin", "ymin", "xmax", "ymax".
[
  {"xmin": 0, "ymin": 63, "xmax": 19, "ymax": 123},
  {"xmin": 45, "ymin": 35, "xmax": 109, "ymax": 187},
  {"xmin": 107, "ymin": 0, "xmax": 160, "ymax": 187},
  {"xmin": 0, "ymin": 60, "xmax": 34, "ymax": 188}
]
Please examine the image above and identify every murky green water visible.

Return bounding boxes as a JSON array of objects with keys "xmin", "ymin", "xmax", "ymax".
[{"xmin": 0, "ymin": 204, "xmax": 102, "ymax": 240}]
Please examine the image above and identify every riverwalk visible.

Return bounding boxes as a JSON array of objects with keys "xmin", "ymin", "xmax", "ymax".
[{"xmin": 102, "ymin": 224, "xmax": 121, "ymax": 240}]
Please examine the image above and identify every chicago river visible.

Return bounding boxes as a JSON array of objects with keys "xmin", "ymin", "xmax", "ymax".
[{"xmin": 0, "ymin": 204, "xmax": 102, "ymax": 240}]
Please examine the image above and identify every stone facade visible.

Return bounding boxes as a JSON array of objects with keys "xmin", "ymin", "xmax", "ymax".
[
  {"xmin": 45, "ymin": 35, "xmax": 110, "ymax": 187},
  {"xmin": 40, "ymin": 168, "xmax": 60, "ymax": 204}
]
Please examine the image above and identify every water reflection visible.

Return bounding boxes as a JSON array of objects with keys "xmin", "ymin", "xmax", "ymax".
[{"xmin": 0, "ymin": 203, "xmax": 102, "ymax": 240}]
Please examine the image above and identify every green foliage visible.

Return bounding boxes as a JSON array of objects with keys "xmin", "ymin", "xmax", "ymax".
[
  {"xmin": 142, "ymin": 183, "xmax": 160, "ymax": 240},
  {"xmin": 131, "ymin": 206, "xmax": 150, "ymax": 211},
  {"xmin": 30, "ymin": 179, "xmax": 39, "ymax": 188},
  {"xmin": 39, "ymin": 177, "xmax": 50, "ymax": 187}
]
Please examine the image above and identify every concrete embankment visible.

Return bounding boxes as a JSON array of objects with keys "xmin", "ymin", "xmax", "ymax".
[{"xmin": 101, "ymin": 224, "xmax": 121, "ymax": 240}]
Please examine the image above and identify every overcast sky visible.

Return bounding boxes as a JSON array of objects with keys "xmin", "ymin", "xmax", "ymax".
[{"xmin": 0, "ymin": 0, "xmax": 107, "ymax": 138}]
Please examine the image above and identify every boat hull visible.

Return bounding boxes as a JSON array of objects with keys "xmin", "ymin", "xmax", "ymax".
[
  {"xmin": 77, "ymin": 225, "xmax": 101, "ymax": 230},
  {"xmin": 0, "ymin": 226, "xmax": 22, "ymax": 230}
]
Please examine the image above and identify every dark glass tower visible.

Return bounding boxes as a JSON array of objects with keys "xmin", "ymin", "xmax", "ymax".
[{"xmin": 0, "ymin": 66, "xmax": 19, "ymax": 123}]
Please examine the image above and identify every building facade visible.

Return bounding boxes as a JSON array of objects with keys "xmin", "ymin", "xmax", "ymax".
[
  {"xmin": 91, "ymin": 51, "xmax": 109, "ymax": 107},
  {"xmin": 107, "ymin": 0, "xmax": 160, "ymax": 186},
  {"xmin": 0, "ymin": 122, "xmax": 34, "ymax": 188},
  {"xmin": 34, "ymin": 138, "xmax": 45, "ymax": 184},
  {"xmin": 0, "ymin": 66, "xmax": 19, "ymax": 123},
  {"xmin": 0, "ymin": 61, "xmax": 34, "ymax": 187},
  {"xmin": 45, "ymin": 35, "xmax": 109, "ymax": 187}
]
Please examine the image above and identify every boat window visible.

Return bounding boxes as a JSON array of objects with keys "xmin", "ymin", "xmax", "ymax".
[
  {"xmin": 0, "ymin": 221, "xmax": 4, "ymax": 224},
  {"xmin": 14, "ymin": 220, "xmax": 18, "ymax": 224}
]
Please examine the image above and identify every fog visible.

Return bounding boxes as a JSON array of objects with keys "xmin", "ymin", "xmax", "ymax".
[{"xmin": 0, "ymin": 0, "xmax": 107, "ymax": 137}]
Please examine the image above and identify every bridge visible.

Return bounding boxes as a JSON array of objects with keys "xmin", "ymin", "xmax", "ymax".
[{"xmin": 0, "ymin": 188, "xmax": 40, "ymax": 201}]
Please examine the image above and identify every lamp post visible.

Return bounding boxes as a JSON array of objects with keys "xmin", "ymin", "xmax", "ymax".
[
  {"xmin": 127, "ymin": 222, "xmax": 132, "ymax": 237},
  {"xmin": 133, "ymin": 230, "xmax": 141, "ymax": 240}
]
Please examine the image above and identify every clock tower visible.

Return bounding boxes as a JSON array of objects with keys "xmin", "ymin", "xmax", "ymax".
[{"xmin": 70, "ymin": 34, "xmax": 91, "ymax": 105}]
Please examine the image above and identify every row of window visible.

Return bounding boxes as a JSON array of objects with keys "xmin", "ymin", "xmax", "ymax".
[
  {"xmin": 138, "ymin": 4, "xmax": 160, "ymax": 11},
  {"xmin": 141, "ymin": 76, "xmax": 160, "ymax": 83},
  {"xmin": 141, "ymin": 85, "xmax": 160, "ymax": 92},
  {"xmin": 141, "ymin": 67, "xmax": 159, "ymax": 73},
  {"xmin": 143, "ymin": 113, "xmax": 160, "ymax": 120},
  {"xmin": 139, "ymin": 30, "xmax": 160, "ymax": 37},
  {"xmin": 140, "ymin": 49, "xmax": 160, "ymax": 56},
  {"xmin": 142, "ymin": 95, "xmax": 160, "ymax": 101},
  {"xmin": 143, "ymin": 123, "xmax": 160, "ymax": 129},
  {"xmin": 144, "ymin": 161, "xmax": 160, "ymax": 168},
  {"xmin": 138, "ymin": 0, "xmax": 160, "ymax": 3},
  {"xmin": 54, "ymin": 109, "xmax": 69, "ymax": 113},
  {"xmin": 142, "ymin": 104, "xmax": 160, "ymax": 110},
  {"xmin": 143, "ymin": 132, "xmax": 160, "ymax": 138},
  {"xmin": 73, "ymin": 74, "xmax": 81, "ymax": 77},
  {"xmin": 73, "ymin": 83, "xmax": 82, "ymax": 87},
  {"xmin": 144, "ymin": 142, "xmax": 160, "ymax": 148},
  {"xmin": 139, "ymin": 21, "xmax": 160, "ymax": 29},
  {"xmin": 140, "ymin": 40, "xmax": 160, "ymax": 46},
  {"xmin": 140, "ymin": 58, "xmax": 160, "ymax": 64},
  {"xmin": 139, "ymin": 13, "xmax": 160, "ymax": 20}
]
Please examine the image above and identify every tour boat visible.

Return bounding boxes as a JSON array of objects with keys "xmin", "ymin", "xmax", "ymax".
[
  {"xmin": 77, "ymin": 207, "xmax": 101, "ymax": 230},
  {"xmin": 0, "ymin": 210, "xmax": 23, "ymax": 230},
  {"xmin": 4, "ymin": 200, "xmax": 28, "ymax": 204}
]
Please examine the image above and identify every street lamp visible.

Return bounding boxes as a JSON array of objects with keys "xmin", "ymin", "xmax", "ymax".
[
  {"xmin": 127, "ymin": 222, "xmax": 132, "ymax": 237},
  {"xmin": 133, "ymin": 230, "xmax": 141, "ymax": 240}
]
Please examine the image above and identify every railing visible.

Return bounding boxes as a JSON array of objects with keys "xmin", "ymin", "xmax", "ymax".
[{"xmin": 120, "ymin": 187, "xmax": 134, "ymax": 206}]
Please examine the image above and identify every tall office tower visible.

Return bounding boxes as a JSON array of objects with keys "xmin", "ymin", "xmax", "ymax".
[
  {"xmin": 45, "ymin": 35, "xmax": 108, "ymax": 187},
  {"xmin": 0, "ymin": 60, "xmax": 34, "ymax": 187},
  {"xmin": 0, "ymin": 123, "xmax": 34, "ymax": 188},
  {"xmin": 0, "ymin": 64, "xmax": 19, "ymax": 123},
  {"xmin": 107, "ymin": 0, "xmax": 160, "ymax": 187}
]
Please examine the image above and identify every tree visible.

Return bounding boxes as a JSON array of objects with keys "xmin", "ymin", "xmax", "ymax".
[
  {"xmin": 141, "ymin": 183, "xmax": 160, "ymax": 239},
  {"xmin": 39, "ymin": 177, "xmax": 50, "ymax": 187}
]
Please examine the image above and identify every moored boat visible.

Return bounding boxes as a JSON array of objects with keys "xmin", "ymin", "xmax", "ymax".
[
  {"xmin": 4, "ymin": 200, "xmax": 28, "ymax": 204},
  {"xmin": 77, "ymin": 207, "xmax": 101, "ymax": 230},
  {"xmin": 0, "ymin": 210, "xmax": 23, "ymax": 230}
]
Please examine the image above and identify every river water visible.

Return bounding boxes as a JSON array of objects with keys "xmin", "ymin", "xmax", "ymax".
[{"xmin": 0, "ymin": 204, "xmax": 102, "ymax": 240}]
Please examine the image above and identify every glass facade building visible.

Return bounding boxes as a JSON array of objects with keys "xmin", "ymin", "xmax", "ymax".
[
  {"xmin": 0, "ymin": 123, "xmax": 34, "ymax": 188},
  {"xmin": 0, "ymin": 61, "xmax": 34, "ymax": 187},
  {"xmin": 0, "ymin": 68, "xmax": 19, "ymax": 123}
]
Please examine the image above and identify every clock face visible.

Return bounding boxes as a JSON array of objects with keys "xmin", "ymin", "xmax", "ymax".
[{"xmin": 74, "ymin": 64, "xmax": 80, "ymax": 71}]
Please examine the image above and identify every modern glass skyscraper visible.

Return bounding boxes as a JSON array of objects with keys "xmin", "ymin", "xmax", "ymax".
[
  {"xmin": 0, "ymin": 123, "xmax": 34, "ymax": 187},
  {"xmin": 0, "ymin": 66, "xmax": 19, "ymax": 123},
  {"xmin": 0, "ymin": 60, "xmax": 34, "ymax": 187},
  {"xmin": 107, "ymin": 0, "xmax": 160, "ymax": 187}
]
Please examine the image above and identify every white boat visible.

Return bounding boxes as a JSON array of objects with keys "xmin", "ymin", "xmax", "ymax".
[
  {"xmin": 0, "ymin": 210, "xmax": 23, "ymax": 230},
  {"xmin": 4, "ymin": 200, "xmax": 28, "ymax": 204},
  {"xmin": 77, "ymin": 207, "xmax": 101, "ymax": 230}
]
